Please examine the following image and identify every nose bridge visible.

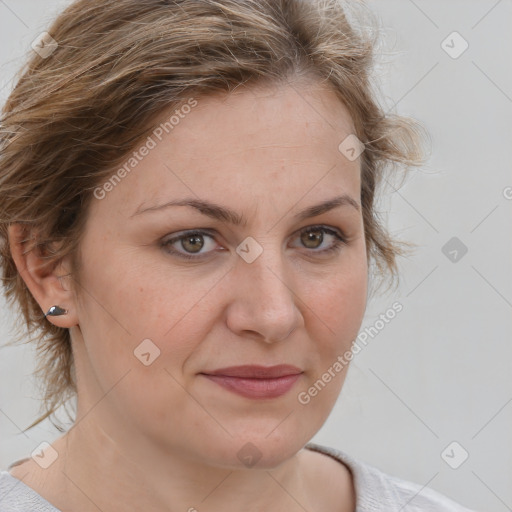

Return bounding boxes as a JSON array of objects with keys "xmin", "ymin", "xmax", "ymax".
[
  {"xmin": 252, "ymin": 256, "xmax": 292, "ymax": 308},
  {"xmin": 227, "ymin": 238, "xmax": 301, "ymax": 342},
  {"xmin": 244, "ymin": 241, "xmax": 293, "ymax": 305}
]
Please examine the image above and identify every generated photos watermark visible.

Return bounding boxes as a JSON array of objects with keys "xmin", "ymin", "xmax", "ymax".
[
  {"xmin": 297, "ymin": 301, "xmax": 403, "ymax": 405},
  {"xmin": 93, "ymin": 98, "xmax": 198, "ymax": 200}
]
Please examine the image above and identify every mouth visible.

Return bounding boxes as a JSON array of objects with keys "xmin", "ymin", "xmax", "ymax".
[{"xmin": 199, "ymin": 365, "xmax": 303, "ymax": 399}]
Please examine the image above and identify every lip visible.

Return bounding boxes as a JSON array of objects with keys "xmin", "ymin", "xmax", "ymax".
[
  {"xmin": 200, "ymin": 365, "xmax": 303, "ymax": 399},
  {"xmin": 203, "ymin": 364, "xmax": 302, "ymax": 378}
]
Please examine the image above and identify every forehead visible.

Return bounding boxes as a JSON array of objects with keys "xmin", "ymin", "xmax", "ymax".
[
  {"xmin": 93, "ymin": 80, "xmax": 361, "ymax": 218},
  {"xmin": 168, "ymin": 79, "xmax": 357, "ymax": 154}
]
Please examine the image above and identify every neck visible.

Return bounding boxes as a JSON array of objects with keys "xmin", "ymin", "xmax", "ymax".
[{"xmin": 43, "ymin": 412, "xmax": 315, "ymax": 512}]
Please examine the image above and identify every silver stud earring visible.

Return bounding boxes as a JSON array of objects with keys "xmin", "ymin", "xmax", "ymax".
[{"xmin": 45, "ymin": 305, "xmax": 68, "ymax": 317}]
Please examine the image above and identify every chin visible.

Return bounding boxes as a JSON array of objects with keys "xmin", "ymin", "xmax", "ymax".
[{"xmin": 192, "ymin": 431, "xmax": 309, "ymax": 471}]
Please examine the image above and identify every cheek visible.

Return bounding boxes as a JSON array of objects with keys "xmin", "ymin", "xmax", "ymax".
[
  {"xmin": 295, "ymin": 262, "xmax": 367, "ymax": 423},
  {"xmin": 73, "ymin": 244, "xmax": 220, "ymax": 394},
  {"xmin": 77, "ymin": 237, "xmax": 191, "ymax": 335},
  {"xmin": 309, "ymin": 258, "xmax": 368, "ymax": 342}
]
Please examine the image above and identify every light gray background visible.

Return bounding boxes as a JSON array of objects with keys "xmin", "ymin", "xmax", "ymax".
[{"xmin": 0, "ymin": 1, "xmax": 511, "ymax": 511}]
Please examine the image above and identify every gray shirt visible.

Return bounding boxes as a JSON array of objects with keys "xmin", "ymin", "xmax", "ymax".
[{"xmin": 0, "ymin": 442, "xmax": 476, "ymax": 511}]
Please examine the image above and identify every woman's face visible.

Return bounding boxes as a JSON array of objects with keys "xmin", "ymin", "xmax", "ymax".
[{"xmin": 71, "ymin": 79, "xmax": 368, "ymax": 469}]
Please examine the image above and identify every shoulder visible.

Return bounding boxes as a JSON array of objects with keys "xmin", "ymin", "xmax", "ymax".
[
  {"xmin": 0, "ymin": 470, "xmax": 61, "ymax": 512},
  {"xmin": 304, "ymin": 442, "xmax": 478, "ymax": 512}
]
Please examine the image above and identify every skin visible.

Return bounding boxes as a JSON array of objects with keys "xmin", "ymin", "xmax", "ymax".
[{"xmin": 8, "ymin": 77, "xmax": 368, "ymax": 512}]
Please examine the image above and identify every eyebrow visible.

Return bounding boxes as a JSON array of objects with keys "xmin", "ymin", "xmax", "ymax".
[{"xmin": 131, "ymin": 194, "xmax": 360, "ymax": 226}]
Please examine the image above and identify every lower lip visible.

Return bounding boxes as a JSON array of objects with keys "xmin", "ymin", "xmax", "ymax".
[{"xmin": 201, "ymin": 373, "xmax": 302, "ymax": 399}]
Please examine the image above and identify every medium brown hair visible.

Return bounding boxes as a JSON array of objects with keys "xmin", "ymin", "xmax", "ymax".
[{"xmin": 0, "ymin": 0, "xmax": 424, "ymax": 429}]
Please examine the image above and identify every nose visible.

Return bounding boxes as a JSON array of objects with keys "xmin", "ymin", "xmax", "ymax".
[{"xmin": 225, "ymin": 246, "xmax": 303, "ymax": 344}]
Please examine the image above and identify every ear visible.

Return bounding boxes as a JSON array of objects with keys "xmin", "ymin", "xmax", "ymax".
[{"xmin": 7, "ymin": 223, "xmax": 79, "ymax": 328}]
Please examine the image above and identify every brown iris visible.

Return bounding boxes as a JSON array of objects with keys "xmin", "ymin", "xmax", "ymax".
[
  {"xmin": 301, "ymin": 228, "xmax": 323, "ymax": 249},
  {"xmin": 181, "ymin": 233, "xmax": 204, "ymax": 253}
]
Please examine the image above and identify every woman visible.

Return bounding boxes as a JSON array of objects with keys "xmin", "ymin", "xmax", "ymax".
[{"xmin": 0, "ymin": 0, "xmax": 476, "ymax": 510}]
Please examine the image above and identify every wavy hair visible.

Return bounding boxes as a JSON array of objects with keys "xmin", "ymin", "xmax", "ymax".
[{"xmin": 0, "ymin": 0, "xmax": 425, "ymax": 429}]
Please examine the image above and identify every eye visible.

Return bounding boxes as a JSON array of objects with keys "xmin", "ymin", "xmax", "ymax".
[
  {"xmin": 161, "ymin": 230, "xmax": 219, "ymax": 260},
  {"xmin": 161, "ymin": 225, "xmax": 346, "ymax": 260},
  {"xmin": 291, "ymin": 225, "xmax": 346, "ymax": 256}
]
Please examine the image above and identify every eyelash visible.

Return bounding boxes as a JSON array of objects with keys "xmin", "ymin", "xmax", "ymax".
[{"xmin": 161, "ymin": 225, "xmax": 347, "ymax": 261}]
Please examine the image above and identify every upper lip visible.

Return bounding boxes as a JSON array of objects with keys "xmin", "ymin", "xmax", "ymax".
[{"xmin": 201, "ymin": 365, "xmax": 303, "ymax": 379}]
